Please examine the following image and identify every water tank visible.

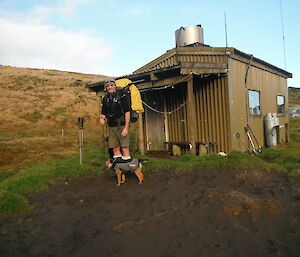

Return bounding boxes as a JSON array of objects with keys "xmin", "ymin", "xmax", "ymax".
[
  {"xmin": 175, "ymin": 25, "xmax": 204, "ymax": 47},
  {"xmin": 264, "ymin": 113, "xmax": 279, "ymax": 147}
]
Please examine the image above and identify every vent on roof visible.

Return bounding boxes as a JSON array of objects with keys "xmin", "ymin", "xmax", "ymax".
[{"xmin": 175, "ymin": 25, "xmax": 204, "ymax": 47}]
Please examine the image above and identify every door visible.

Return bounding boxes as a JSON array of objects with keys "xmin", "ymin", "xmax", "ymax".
[{"xmin": 143, "ymin": 91, "xmax": 166, "ymax": 151}]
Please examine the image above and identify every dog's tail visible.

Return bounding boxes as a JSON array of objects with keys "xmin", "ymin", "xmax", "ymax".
[{"xmin": 138, "ymin": 158, "xmax": 149, "ymax": 163}]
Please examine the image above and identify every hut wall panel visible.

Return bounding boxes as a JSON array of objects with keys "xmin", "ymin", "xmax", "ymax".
[
  {"xmin": 163, "ymin": 76, "xmax": 230, "ymax": 154},
  {"xmin": 199, "ymin": 86, "xmax": 205, "ymax": 141},
  {"xmin": 210, "ymin": 80, "xmax": 217, "ymax": 153},
  {"xmin": 166, "ymin": 86, "xmax": 188, "ymax": 143},
  {"xmin": 214, "ymin": 79, "xmax": 221, "ymax": 153},
  {"xmin": 224, "ymin": 77, "xmax": 230, "ymax": 152},
  {"xmin": 193, "ymin": 76, "xmax": 229, "ymax": 154},
  {"xmin": 228, "ymin": 58, "xmax": 289, "ymax": 151},
  {"xmin": 202, "ymin": 84, "xmax": 209, "ymax": 145},
  {"xmin": 207, "ymin": 82, "xmax": 213, "ymax": 150}
]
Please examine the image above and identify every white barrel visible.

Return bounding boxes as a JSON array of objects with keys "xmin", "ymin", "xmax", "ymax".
[
  {"xmin": 273, "ymin": 113, "xmax": 280, "ymax": 126},
  {"xmin": 175, "ymin": 25, "xmax": 204, "ymax": 47},
  {"xmin": 264, "ymin": 113, "xmax": 277, "ymax": 147}
]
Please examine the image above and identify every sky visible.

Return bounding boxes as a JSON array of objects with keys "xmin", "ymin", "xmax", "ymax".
[{"xmin": 0, "ymin": 0, "xmax": 299, "ymax": 87}]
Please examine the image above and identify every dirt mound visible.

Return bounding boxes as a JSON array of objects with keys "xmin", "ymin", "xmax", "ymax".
[{"xmin": 1, "ymin": 168, "xmax": 300, "ymax": 257}]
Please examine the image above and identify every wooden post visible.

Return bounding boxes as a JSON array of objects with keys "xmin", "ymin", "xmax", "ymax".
[
  {"xmin": 187, "ymin": 76, "xmax": 197, "ymax": 155},
  {"xmin": 138, "ymin": 112, "xmax": 145, "ymax": 155}
]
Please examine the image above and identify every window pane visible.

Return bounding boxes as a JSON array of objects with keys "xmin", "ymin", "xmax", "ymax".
[
  {"xmin": 248, "ymin": 90, "xmax": 261, "ymax": 115},
  {"xmin": 277, "ymin": 95, "xmax": 285, "ymax": 115}
]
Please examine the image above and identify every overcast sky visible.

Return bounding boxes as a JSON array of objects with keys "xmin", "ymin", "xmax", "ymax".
[{"xmin": 0, "ymin": 0, "xmax": 299, "ymax": 87}]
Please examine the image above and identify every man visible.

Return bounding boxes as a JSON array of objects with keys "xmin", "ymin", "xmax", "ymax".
[{"xmin": 100, "ymin": 79, "xmax": 132, "ymax": 161}]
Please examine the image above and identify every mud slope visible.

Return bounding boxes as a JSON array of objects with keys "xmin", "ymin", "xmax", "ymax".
[{"xmin": 1, "ymin": 168, "xmax": 300, "ymax": 257}]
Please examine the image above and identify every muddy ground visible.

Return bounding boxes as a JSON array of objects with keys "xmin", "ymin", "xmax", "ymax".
[{"xmin": 1, "ymin": 167, "xmax": 300, "ymax": 257}]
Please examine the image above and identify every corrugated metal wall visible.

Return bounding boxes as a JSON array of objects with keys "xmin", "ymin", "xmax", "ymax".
[
  {"xmin": 142, "ymin": 91, "xmax": 166, "ymax": 151},
  {"xmin": 165, "ymin": 85, "xmax": 189, "ymax": 143},
  {"xmin": 193, "ymin": 76, "xmax": 229, "ymax": 153},
  {"xmin": 228, "ymin": 58, "xmax": 289, "ymax": 151},
  {"xmin": 163, "ymin": 76, "xmax": 229, "ymax": 154}
]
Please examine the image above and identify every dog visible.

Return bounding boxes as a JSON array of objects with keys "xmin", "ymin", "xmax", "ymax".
[{"xmin": 105, "ymin": 158, "xmax": 146, "ymax": 186}]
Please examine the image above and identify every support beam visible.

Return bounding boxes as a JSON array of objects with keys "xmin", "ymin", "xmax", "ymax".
[
  {"xmin": 150, "ymin": 72, "xmax": 159, "ymax": 81},
  {"xmin": 187, "ymin": 76, "xmax": 197, "ymax": 155}
]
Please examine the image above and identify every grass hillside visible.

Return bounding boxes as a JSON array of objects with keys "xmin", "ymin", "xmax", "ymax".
[
  {"xmin": 0, "ymin": 65, "xmax": 107, "ymax": 129},
  {"xmin": 0, "ymin": 65, "xmax": 108, "ymax": 171},
  {"xmin": 288, "ymin": 87, "xmax": 300, "ymax": 107}
]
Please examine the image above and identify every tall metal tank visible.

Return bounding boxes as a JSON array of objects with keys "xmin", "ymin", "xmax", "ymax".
[
  {"xmin": 264, "ymin": 113, "xmax": 279, "ymax": 147},
  {"xmin": 175, "ymin": 25, "xmax": 204, "ymax": 47}
]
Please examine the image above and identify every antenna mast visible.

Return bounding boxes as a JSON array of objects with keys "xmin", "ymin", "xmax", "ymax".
[
  {"xmin": 279, "ymin": 0, "xmax": 287, "ymax": 70},
  {"xmin": 224, "ymin": 12, "xmax": 228, "ymax": 49}
]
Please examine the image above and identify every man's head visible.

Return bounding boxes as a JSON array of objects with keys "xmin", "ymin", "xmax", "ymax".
[{"xmin": 104, "ymin": 79, "xmax": 116, "ymax": 93}]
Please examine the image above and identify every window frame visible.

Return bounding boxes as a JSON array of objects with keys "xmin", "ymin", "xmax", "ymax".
[
  {"xmin": 248, "ymin": 89, "xmax": 261, "ymax": 116},
  {"xmin": 277, "ymin": 95, "xmax": 285, "ymax": 116}
]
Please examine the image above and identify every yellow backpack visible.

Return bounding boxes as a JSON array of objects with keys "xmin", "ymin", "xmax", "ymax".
[{"xmin": 115, "ymin": 78, "xmax": 144, "ymax": 122}]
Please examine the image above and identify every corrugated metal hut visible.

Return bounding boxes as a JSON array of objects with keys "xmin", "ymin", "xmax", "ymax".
[{"xmin": 90, "ymin": 25, "xmax": 292, "ymax": 156}]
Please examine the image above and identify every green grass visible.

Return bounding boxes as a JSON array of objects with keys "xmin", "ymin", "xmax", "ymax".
[
  {"xmin": 259, "ymin": 118, "xmax": 300, "ymax": 177},
  {"xmin": 143, "ymin": 151, "xmax": 283, "ymax": 173},
  {"xmin": 0, "ymin": 144, "xmax": 107, "ymax": 216},
  {"xmin": 0, "ymin": 172, "xmax": 10, "ymax": 183},
  {"xmin": 259, "ymin": 143, "xmax": 300, "ymax": 177},
  {"xmin": 290, "ymin": 117, "xmax": 300, "ymax": 142},
  {"xmin": 0, "ymin": 190, "xmax": 31, "ymax": 215}
]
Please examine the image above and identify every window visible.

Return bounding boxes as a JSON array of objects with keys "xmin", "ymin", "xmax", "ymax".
[
  {"xmin": 277, "ymin": 95, "xmax": 285, "ymax": 115},
  {"xmin": 248, "ymin": 90, "xmax": 261, "ymax": 116}
]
